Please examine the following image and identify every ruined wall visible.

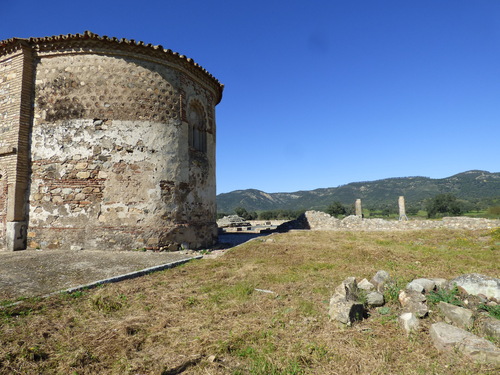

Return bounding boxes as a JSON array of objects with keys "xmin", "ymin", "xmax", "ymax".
[{"xmin": 27, "ymin": 52, "xmax": 217, "ymax": 250}]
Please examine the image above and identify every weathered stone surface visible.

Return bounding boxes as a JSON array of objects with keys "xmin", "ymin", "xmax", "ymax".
[
  {"xmin": 371, "ymin": 270, "xmax": 390, "ymax": 291},
  {"xmin": 477, "ymin": 316, "xmax": 500, "ymax": 342},
  {"xmin": 366, "ymin": 291, "xmax": 384, "ymax": 307},
  {"xmin": 334, "ymin": 276, "xmax": 359, "ymax": 300},
  {"xmin": 449, "ymin": 274, "xmax": 500, "ymax": 301},
  {"xmin": 358, "ymin": 278, "xmax": 375, "ymax": 291},
  {"xmin": 430, "ymin": 322, "xmax": 500, "ymax": 365},
  {"xmin": 399, "ymin": 290, "xmax": 428, "ymax": 317},
  {"xmin": 280, "ymin": 211, "xmax": 500, "ymax": 232},
  {"xmin": 437, "ymin": 301, "xmax": 474, "ymax": 329},
  {"xmin": 411, "ymin": 278, "xmax": 436, "ymax": 293},
  {"xmin": 399, "ymin": 312, "xmax": 420, "ymax": 334},
  {"xmin": 216, "ymin": 215, "xmax": 250, "ymax": 228},
  {"xmin": 406, "ymin": 280, "xmax": 425, "ymax": 293},
  {"xmin": 0, "ymin": 31, "xmax": 224, "ymax": 251},
  {"xmin": 328, "ymin": 277, "xmax": 367, "ymax": 325},
  {"xmin": 431, "ymin": 278, "xmax": 448, "ymax": 289},
  {"xmin": 328, "ymin": 296, "xmax": 366, "ymax": 325}
]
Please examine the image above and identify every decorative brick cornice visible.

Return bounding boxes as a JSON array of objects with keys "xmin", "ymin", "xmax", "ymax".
[{"xmin": 0, "ymin": 31, "xmax": 224, "ymax": 103}]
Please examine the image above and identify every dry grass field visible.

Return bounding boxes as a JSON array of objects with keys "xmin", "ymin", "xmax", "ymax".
[{"xmin": 0, "ymin": 228, "xmax": 499, "ymax": 374}]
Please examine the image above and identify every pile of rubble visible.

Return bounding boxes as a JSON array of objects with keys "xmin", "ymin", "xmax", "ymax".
[
  {"xmin": 216, "ymin": 215, "xmax": 251, "ymax": 228},
  {"xmin": 328, "ymin": 272, "xmax": 500, "ymax": 365}
]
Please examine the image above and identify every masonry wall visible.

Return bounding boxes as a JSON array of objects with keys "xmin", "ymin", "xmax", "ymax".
[
  {"xmin": 0, "ymin": 46, "xmax": 34, "ymax": 248},
  {"xmin": 25, "ymin": 52, "xmax": 217, "ymax": 250}
]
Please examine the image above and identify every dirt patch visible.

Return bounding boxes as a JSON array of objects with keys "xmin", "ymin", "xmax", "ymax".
[{"xmin": 0, "ymin": 249, "xmax": 197, "ymax": 300}]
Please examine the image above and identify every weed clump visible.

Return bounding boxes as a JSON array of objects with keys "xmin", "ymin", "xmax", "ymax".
[{"xmin": 427, "ymin": 286, "xmax": 462, "ymax": 306}]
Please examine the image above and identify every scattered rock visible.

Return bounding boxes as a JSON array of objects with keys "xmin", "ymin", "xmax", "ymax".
[
  {"xmin": 437, "ymin": 301, "xmax": 473, "ymax": 330},
  {"xmin": 448, "ymin": 273, "xmax": 500, "ymax": 301},
  {"xmin": 398, "ymin": 290, "xmax": 428, "ymax": 317},
  {"xmin": 406, "ymin": 280, "xmax": 425, "ymax": 293},
  {"xmin": 411, "ymin": 278, "xmax": 436, "ymax": 293},
  {"xmin": 328, "ymin": 297, "xmax": 366, "ymax": 326},
  {"xmin": 335, "ymin": 277, "xmax": 359, "ymax": 300},
  {"xmin": 358, "ymin": 278, "xmax": 375, "ymax": 291},
  {"xmin": 430, "ymin": 322, "xmax": 500, "ymax": 365},
  {"xmin": 476, "ymin": 315, "xmax": 500, "ymax": 342},
  {"xmin": 430, "ymin": 278, "xmax": 448, "ymax": 289},
  {"xmin": 371, "ymin": 270, "xmax": 390, "ymax": 292},
  {"xmin": 329, "ymin": 277, "xmax": 367, "ymax": 325},
  {"xmin": 399, "ymin": 312, "xmax": 420, "ymax": 334},
  {"xmin": 366, "ymin": 291, "xmax": 384, "ymax": 307}
]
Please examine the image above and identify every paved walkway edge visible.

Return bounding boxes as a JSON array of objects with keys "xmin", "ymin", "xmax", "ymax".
[{"xmin": 2, "ymin": 255, "xmax": 202, "ymax": 308}]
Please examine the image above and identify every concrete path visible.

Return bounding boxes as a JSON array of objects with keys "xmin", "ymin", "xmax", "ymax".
[{"xmin": 0, "ymin": 249, "xmax": 198, "ymax": 300}]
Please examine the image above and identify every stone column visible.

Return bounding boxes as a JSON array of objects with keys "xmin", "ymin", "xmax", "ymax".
[
  {"xmin": 355, "ymin": 199, "xmax": 362, "ymax": 218},
  {"xmin": 399, "ymin": 196, "xmax": 408, "ymax": 221}
]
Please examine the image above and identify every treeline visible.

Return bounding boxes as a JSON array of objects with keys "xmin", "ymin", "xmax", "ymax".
[
  {"xmin": 324, "ymin": 194, "xmax": 500, "ymax": 219},
  {"xmin": 217, "ymin": 207, "xmax": 305, "ymax": 221}
]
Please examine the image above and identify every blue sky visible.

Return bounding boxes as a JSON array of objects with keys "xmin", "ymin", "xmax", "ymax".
[{"xmin": 2, "ymin": 0, "xmax": 499, "ymax": 194}]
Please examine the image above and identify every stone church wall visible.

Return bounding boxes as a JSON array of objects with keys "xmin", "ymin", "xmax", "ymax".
[{"xmin": 0, "ymin": 32, "xmax": 222, "ymax": 251}]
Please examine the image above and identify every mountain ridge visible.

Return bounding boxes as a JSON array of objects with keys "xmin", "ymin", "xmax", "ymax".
[{"xmin": 216, "ymin": 170, "xmax": 500, "ymax": 213}]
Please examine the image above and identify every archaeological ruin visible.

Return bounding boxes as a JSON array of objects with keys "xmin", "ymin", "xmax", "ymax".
[{"xmin": 0, "ymin": 31, "xmax": 224, "ymax": 251}]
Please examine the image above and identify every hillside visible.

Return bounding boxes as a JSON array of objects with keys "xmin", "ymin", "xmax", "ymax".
[{"xmin": 216, "ymin": 170, "xmax": 500, "ymax": 213}]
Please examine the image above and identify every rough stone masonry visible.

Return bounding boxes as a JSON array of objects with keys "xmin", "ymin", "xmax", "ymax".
[{"xmin": 0, "ymin": 31, "xmax": 224, "ymax": 251}]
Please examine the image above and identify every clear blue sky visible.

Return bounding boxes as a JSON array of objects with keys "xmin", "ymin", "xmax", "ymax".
[{"xmin": 2, "ymin": 0, "xmax": 499, "ymax": 194}]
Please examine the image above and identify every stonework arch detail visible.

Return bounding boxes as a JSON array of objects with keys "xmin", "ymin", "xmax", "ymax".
[{"xmin": 187, "ymin": 99, "xmax": 208, "ymax": 153}]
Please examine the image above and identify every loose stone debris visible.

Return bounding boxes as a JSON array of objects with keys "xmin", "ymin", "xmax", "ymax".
[{"xmin": 328, "ymin": 272, "xmax": 500, "ymax": 365}]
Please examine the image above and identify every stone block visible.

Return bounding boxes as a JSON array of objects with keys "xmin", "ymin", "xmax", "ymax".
[
  {"xmin": 437, "ymin": 301, "xmax": 473, "ymax": 329},
  {"xmin": 76, "ymin": 171, "xmax": 90, "ymax": 179},
  {"xmin": 431, "ymin": 278, "xmax": 448, "ymax": 289},
  {"xmin": 430, "ymin": 322, "xmax": 500, "ymax": 365},
  {"xmin": 371, "ymin": 270, "xmax": 390, "ymax": 291},
  {"xmin": 406, "ymin": 280, "xmax": 425, "ymax": 293},
  {"xmin": 411, "ymin": 278, "xmax": 436, "ymax": 292},
  {"xmin": 399, "ymin": 290, "xmax": 428, "ymax": 317},
  {"xmin": 358, "ymin": 278, "xmax": 375, "ymax": 291},
  {"xmin": 6, "ymin": 221, "xmax": 27, "ymax": 251},
  {"xmin": 399, "ymin": 312, "xmax": 419, "ymax": 334},
  {"xmin": 328, "ymin": 297, "xmax": 366, "ymax": 325},
  {"xmin": 449, "ymin": 273, "xmax": 500, "ymax": 300},
  {"xmin": 477, "ymin": 316, "xmax": 500, "ymax": 342},
  {"xmin": 366, "ymin": 291, "xmax": 384, "ymax": 307}
]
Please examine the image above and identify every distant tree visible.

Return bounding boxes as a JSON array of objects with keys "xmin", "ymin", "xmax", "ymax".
[
  {"xmin": 326, "ymin": 201, "xmax": 347, "ymax": 218},
  {"xmin": 406, "ymin": 206, "xmax": 419, "ymax": 216},
  {"xmin": 426, "ymin": 193, "xmax": 464, "ymax": 218},
  {"xmin": 234, "ymin": 207, "xmax": 247, "ymax": 218},
  {"xmin": 258, "ymin": 211, "xmax": 274, "ymax": 220},
  {"xmin": 234, "ymin": 207, "xmax": 257, "ymax": 220},
  {"xmin": 217, "ymin": 212, "xmax": 229, "ymax": 220},
  {"xmin": 257, "ymin": 209, "xmax": 304, "ymax": 221}
]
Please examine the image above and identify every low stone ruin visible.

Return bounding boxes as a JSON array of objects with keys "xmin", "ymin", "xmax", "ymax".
[
  {"xmin": 216, "ymin": 215, "xmax": 251, "ymax": 228},
  {"xmin": 328, "ymin": 272, "xmax": 500, "ymax": 365},
  {"xmin": 278, "ymin": 210, "xmax": 500, "ymax": 232}
]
